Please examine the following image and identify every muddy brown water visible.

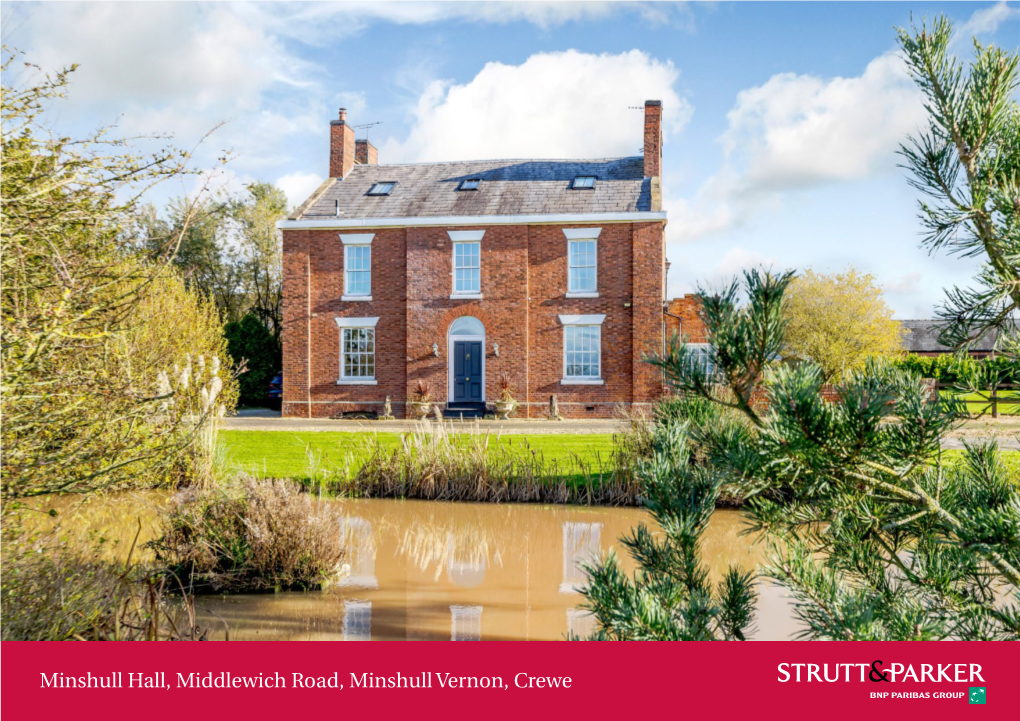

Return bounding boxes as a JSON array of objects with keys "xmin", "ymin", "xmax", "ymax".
[{"xmin": 39, "ymin": 492, "xmax": 798, "ymax": 641}]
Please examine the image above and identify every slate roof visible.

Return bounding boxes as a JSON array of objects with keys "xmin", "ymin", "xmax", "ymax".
[
  {"xmin": 290, "ymin": 157, "xmax": 653, "ymax": 220},
  {"xmin": 900, "ymin": 320, "xmax": 1006, "ymax": 353}
]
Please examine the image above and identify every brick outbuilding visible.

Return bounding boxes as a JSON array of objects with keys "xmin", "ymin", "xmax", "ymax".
[{"xmin": 279, "ymin": 102, "xmax": 669, "ymax": 418}]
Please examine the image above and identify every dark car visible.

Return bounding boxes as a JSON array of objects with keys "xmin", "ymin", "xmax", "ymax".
[{"xmin": 267, "ymin": 372, "xmax": 283, "ymax": 409}]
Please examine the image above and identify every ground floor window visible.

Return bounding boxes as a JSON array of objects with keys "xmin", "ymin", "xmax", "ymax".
[
  {"xmin": 342, "ymin": 327, "xmax": 375, "ymax": 380},
  {"xmin": 564, "ymin": 325, "xmax": 601, "ymax": 379},
  {"xmin": 685, "ymin": 343, "xmax": 715, "ymax": 378}
]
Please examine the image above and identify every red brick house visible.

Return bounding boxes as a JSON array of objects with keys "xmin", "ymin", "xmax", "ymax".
[{"xmin": 278, "ymin": 101, "xmax": 668, "ymax": 418}]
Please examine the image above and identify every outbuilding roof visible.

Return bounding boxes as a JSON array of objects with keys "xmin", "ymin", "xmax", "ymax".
[
  {"xmin": 289, "ymin": 157, "xmax": 654, "ymax": 221},
  {"xmin": 900, "ymin": 320, "xmax": 1007, "ymax": 353}
]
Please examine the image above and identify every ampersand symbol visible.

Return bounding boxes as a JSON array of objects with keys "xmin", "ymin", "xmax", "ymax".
[{"xmin": 869, "ymin": 660, "xmax": 890, "ymax": 683}]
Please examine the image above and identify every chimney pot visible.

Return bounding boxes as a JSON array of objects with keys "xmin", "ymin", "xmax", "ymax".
[
  {"xmin": 355, "ymin": 139, "xmax": 378, "ymax": 165},
  {"xmin": 329, "ymin": 109, "xmax": 355, "ymax": 178},
  {"xmin": 643, "ymin": 100, "xmax": 662, "ymax": 179}
]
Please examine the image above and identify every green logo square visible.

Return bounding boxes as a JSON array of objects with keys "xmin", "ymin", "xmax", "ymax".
[{"xmin": 969, "ymin": 687, "xmax": 986, "ymax": 704}]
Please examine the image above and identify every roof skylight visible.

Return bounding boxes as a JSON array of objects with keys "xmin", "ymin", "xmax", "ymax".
[
  {"xmin": 459, "ymin": 178, "xmax": 482, "ymax": 191},
  {"xmin": 572, "ymin": 176, "xmax": 596, "ymax": 190},
  {"xmin": 367, "ymin": 182, "xmax": 395, "ymax": 196}
]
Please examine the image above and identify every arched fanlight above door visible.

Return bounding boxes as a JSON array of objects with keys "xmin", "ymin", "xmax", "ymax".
[{"xmin": 449, "ymin": 316, "xmax": 485, "ymax": 336}]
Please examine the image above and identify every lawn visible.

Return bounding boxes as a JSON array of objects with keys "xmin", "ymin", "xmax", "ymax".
[
  {"xmin": 220, "ymin": 430, "xmax": 620, "ymax": 481},
  {"xmin": 941, "ymin": 390, "xmax": 1020, "ymax": 417},
  {"xmin": 220, "ymin": 429, "xmax": 1018, "ymax": 483}
]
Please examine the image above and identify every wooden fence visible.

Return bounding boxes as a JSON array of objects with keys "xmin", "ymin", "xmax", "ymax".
[{"xmin": 936, "ymin": 382, "xmax": 1020, "ymax": 419}]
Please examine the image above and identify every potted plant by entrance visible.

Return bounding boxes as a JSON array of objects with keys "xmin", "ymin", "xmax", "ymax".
[
  {"xmin": 494, "ymin": 372, "xmax": 517, "ymax": 420},
  {"xmin": 408, "ymin": 379, "xmax": 433, "ymax": 419}
]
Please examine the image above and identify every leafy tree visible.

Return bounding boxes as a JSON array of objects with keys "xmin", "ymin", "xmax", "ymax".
[
  {"xmin": 582, "ymin": 269, "xmax": 1019, "ymax": 640},
  {"xmin": 225, "ymin": 314, "xmax": 280, "ymax": 404},
  {"xmin": 133, "ymin": 182, "xmax": 287, "ymax": 350},
  {"xmin": 897, "ymin": 17, "xmax": 1020, "ymax": 351},
  {"xmin": 783, "ymin": 267, "xmax": 904, "ymax": 383},
  {"xmin": 226, "ymin": 182, "xmax": 287, "ymax": 345},
  {"xmin": 166, "ymin": 197, "xmax": 249, "ymax": 324},
  {"xmin": 1, "ymin": 54, "xmax": 233, "ymax": 501}
]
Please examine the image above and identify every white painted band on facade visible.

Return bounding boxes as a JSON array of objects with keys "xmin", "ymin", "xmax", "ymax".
[{"xmin": 278, "ymin": 211, "xmax": 667, "ymax": 230}]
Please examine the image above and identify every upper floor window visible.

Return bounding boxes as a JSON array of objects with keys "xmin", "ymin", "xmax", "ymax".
[
  {"xmin": 459, "ymin": 178, "xmax": 481, "ymax": 191},
  {"xmin": 568, "ymin": 240, "xmax": 597, "ymax": 293},
  {"xmin": 448, "ymin": 230, "xmax": 484, "ymax": 298},
  {"xmin": 564, "ymin": 228, "xmax": 600, "ymax": 297},
  {"xmin": 340, "ymin": 233, "xmax": 374, "ymax": 301},
  {"xmin": 572, "ymin": 175, "xmax": 596, "ymax": 189},
  {"xmin": 453, "ymin": 241, "xmax": 480, "ymax": 294},
  {"xmin": 367, "ymin": 182, "xmax": 395, "ymax": 196},
  {"xmin": 344, "ymin": 245, "xmax": 371, "ymax": 296}
]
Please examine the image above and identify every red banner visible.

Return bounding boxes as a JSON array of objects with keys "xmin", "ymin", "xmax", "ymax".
[{"xmin": 1, "ymin": 641, "xmax": 1013, "ymax": 719}]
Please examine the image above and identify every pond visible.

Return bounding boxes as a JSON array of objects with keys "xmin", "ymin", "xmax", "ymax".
[{"xmin": 43, "ymin": 492, "xmax": 798, "ymax": 641}]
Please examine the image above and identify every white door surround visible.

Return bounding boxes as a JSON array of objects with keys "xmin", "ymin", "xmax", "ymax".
[{"xmin": 447, "ymin": 316, "xmax": 486, "ymax": 404}]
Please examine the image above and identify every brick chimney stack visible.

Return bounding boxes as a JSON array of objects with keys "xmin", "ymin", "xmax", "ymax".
[
  {"xmin": 329, "ymin": 108, "xmax": 356, "ymax": 178},
  {"xmin": 355, "ymin": 139, "xmax": 378, "ymax": 165},
  {"xmin": 643, "ymin": 100, "xmax": 662, "ymax": 179}
]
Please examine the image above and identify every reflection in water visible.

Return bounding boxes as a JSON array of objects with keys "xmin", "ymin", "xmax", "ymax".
[
  {"xmin": 567, "ymin": 608, "xmax": 596, "ymax": 638},
  {"xmin": 343, "ymin": 601, "xmax": 371, "ymax": 641},
  {"xmin": 447, "ymin": 533, "xmax": 486, "ymax": 588},
  {"xmin": 32, "ymin": 493, "xmax": 799, "ymax": 641},
  {"xmin": 560, "ymin": 522, "xmax": 602, "ymax": 594},
  {"xmin": 340, "ymin": 518, "xmax": 378, "ymax": 589},
  {"xmin": 450, "ymin": 605, "xmax": 483, "ymax": 641}
]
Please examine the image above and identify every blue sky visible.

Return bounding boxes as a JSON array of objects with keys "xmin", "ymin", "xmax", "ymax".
[{"xmin": 4, "ymin": 1, "xmax": 1019, "ymax": 316}]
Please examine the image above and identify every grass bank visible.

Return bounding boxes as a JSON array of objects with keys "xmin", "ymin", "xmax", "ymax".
[
  {"xmin": 220, "ymin": 426, "xmax": 1018, "ymax": 507},
  {"xmin": 941, "ymin": 390, "xmax": 1020, "ymax": 417},
  {"xmin": 221, "ymin": 429, "xmax": 620, "ymax": 481},
  {"xmin": 220, "ymin": 424, "xmax": 643, "ymax": 505}
]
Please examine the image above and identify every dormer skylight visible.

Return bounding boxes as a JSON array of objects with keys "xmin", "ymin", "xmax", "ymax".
[
  {"xmin": 459, "ymin": 178, "xmax": 482, "ymax": 191},
  {"xmin": 367, "ymin": 182, "xmax": 395, "ymax": 196},
  {"xmin": 572, "ymin": 176, "xmax": 596, "ymax": 190}
]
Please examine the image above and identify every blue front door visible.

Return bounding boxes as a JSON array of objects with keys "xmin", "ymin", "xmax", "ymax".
[{"xmin": 453, "ymin": 341, "xmax": 483, "ymax": 402}]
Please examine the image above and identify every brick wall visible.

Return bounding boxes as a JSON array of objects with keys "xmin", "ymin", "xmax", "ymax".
[
  {"xmin": 355, "ymin": 139, "xmax": 378, "ymax": 165},
  {"xmin": 282, "ymin": 221, "xmax": 666, "ymax": 418},
  {"xmin": 665, "ymin": 295, "xmax": 708, "ymax": 343},
  {"xmin": 329, "ymin": 111, "xmax": 355, "ymax": 179}
]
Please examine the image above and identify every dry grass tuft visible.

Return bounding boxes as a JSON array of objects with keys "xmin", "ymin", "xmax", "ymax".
[
  {"xmin": 150, "ymin": 476, "xmax": 347, "ymax": 592},
  {"xmin": 1, "ymin": 522, "xmax": 206, "ymax": 641},
  {"xmin": 318, "ymin": 421, "xmax": 643, "ymax": 505}
]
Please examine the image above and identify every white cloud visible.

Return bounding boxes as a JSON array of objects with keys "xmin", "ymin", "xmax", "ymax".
[
  {"xmin": 187, "ymin": 167, "xmax": 253, "ymax": 204},
  {"xmin": 277, "ymin": 172, "xmax": 325, "ymax": 210},
  {"xmin": 884, "ymin": 271, "xmax": 922, "ymax": 295},
  {"xmin": 21, "ymin": 3, "xmax": 314, "ymax": 110},
  {"xmin": 235, "ymin": 1, "xmax": 687, "ymax": 45},
  {"xmin": 670, "ymin": 52, "xmax": 925, "ymax": 244},
  {"xmin": 723, "ymin": 52, "xmax": 925, "ymax": 193},
  {"xmin": 382, "ymin": 49, "xmax": 690, "ymax": 162},
  {"xmin": 11, "ymin": 3, "xmax": 330, "ymax": 182},
  {"xmin": 712, "ymin": 247, "xmax": 777, "ymax": 283},
  {"xmin": 958, "ymin": 1, "xmax": 1020, "ymax": 38},
  {"xmin": 667, "ymin": 246, "xmax": 778, "ymax": 298}
]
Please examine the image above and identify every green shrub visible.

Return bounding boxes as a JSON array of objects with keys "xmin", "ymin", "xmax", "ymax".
[
  {"xmin": 885, "ymin": 354, "xmax": 1019, "ymax": 384},
  {"xmin": 654, "ymin": 393, "xmax": 721, "ymax": 427},
  {"xmin": 1, "ymin": 59, "xmax": 235, "ymax": 500},
  {"xmin": 225, "ymin": 314, "xmax": 280, "ymax": 405},
  {"xmin": 149, "ymin": 476, "xmax": 347, "ymax": 592}
]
